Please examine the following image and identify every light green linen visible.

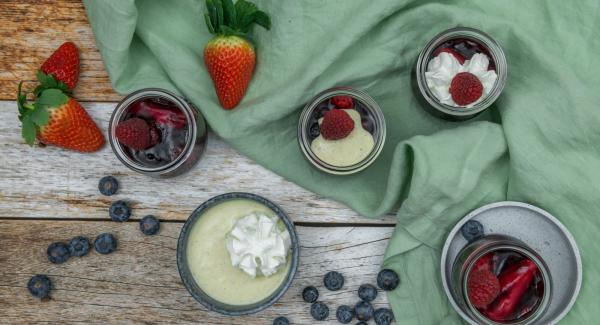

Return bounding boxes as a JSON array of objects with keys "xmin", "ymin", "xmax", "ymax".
[{"xmin": 83, "ymin": 0, "xmax": 600, "ymax": 323}]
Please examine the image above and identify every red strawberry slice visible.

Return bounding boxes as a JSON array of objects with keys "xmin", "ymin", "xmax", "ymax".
[
  {"xmin": 433, "ymin": 47, "xmax": 466, "ymax": 64},
  {"xmin": 320, "ymin": 109, "xmax": 354, "ymax": 140}
]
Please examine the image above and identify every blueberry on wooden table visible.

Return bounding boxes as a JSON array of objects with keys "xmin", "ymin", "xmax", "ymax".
[
  {"xmin": 68, "ymin": 236, "xmax": 90, "ymax": 257},
  {"xmin": 461, "ymin": 220, "xmax": 484, "ymax": 242},
  {"xmin": 336, "ymin": 305, "xmax": 355, "ymax": 323},
  {"xmin": 139, "ymin": 215, "xmax": 160, "ymax": 235},
  {"xmin": 27, "ymin": 274, "xmax": 51, "ymax": 299},
  {"xmin": 374, "ymin": 308, "xmax": 394, "ymax": 325},
  {"xmin": 324, "ymin": 271, "xmax": 344, "ymax": 291},
  {"xmin": 310, "ymin": 301, "xmax": 329, "ymax": 321},
  {"xmin": 354, "ymin": 301, "xmax": 374, "ymax": 321},
  {"xmin": 272, "ymin": 316, "xmax": 289, "ymax": 325},
  {"xmin": 358, "ymin": 283, "xmax": 378, "ymax": 302},
  {"xmin": 377, "ymin": 269, "xmax": 400, "ymax": 291},
  {"xmin": 98, "ymin": 176, "xmax": 119, "ymax": 196},
  {"xmin": 47, "ymin": 242, "xmax": 70, "ymax": 264},
  {"xmin": 94, "ymin": 233, "xmax": 117, "ymax": 254},
  {"xmin": 302, "ymin": 285, "xmax": 319, "ymax": 303},
  {"xmin": 109, "ymin": 200, "xmax": 131, "ymax": 222}
]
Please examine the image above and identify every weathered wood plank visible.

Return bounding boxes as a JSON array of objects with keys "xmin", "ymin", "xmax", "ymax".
[
  {"xmin": 0, "ymin": 220, "xmax": 394, "ymax": 324},
  {"xmin": 0, "ymin": 0, "xmax": 120, "ymax": 102},
  {"xmin": 0, "ymin": 101, "xmax": 395, "ymax": 224}
]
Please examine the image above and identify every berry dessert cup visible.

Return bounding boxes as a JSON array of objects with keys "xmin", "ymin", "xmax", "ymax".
[
  {"xmin": 452, "ymin": 235, "xmax": 551, "ymax": 325},
  {"xmin": 415, "ymin": 27, "xmax": 507, "ymax": 120},
  {"xmin": 298, "ymin": 87, "xmax": 386, "ymax": 175},
  {"xmin": 109, "ymin": 88, "xmax": 207, "ymax": 178}
]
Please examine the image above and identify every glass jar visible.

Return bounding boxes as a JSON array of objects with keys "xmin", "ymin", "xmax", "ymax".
[
  {"xmin": 414, "ymin": 27, "xmax": 508, "ymax": 120},
  {"xmin": 298, "ymin": 87, "xmax": 386, "ymax": 175},
  {"xmin": 109, "ymin": 88, "xmax": 207, "ymax": 178}
]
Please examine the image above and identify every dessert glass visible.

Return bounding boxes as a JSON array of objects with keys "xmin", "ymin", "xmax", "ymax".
[
  {"xmin": 108, "ymin": 88, "xmax": 207, "ymax": 178},
  {"xmin": 451, "ymin": 235, "xmax": 551, "ymax": 325},
  {"xmin": 176, "ymin": 192, "xmax": 299, "ymax": 316},
  {"xmin": 298, "ymin": 87, "xmax": 386, "ymax": 175},
  {"xmin": 415, "ymin": 27, "xmax": 508, "ymax": 120}
]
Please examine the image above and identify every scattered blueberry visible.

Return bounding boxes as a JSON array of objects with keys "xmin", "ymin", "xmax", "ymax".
[
  {"xmin": 98, "ymin": 176, "xmax": 119, "ymax": 196},
  {"xmin": 94, "ymin": 233, "xmax": 117, "ymax": 254},
  {"xmin": 324, "ymin": 271, "xmax": 344, "ymax": 291},
  {"xmin": 355, "ymin": 301, "xmax": 374, "ymax": 321},
  {"xmin": 309, "ymin": 123, "xmax": 320, "ymax": 138},
  {"xmin": 139, "ymin": 215, "xmax": 160, "ymax": 235},
  {"xmin": 273, "ymin": 316, "xmax": 289, "ymax": 325},
  {"xmin": 68, "ymin": 236, "xmax": 90, "ymax": 257},
  {"xmin": 374, "ymin": 308, "xmax": 394, "ymax": 325},
  {"xmin": 358, "ymin": 284, "xmax": 378, "ymax": 302},
  {"xmin": 461, "ymin": 220, "xmax": 484, "ymax": 242},
  {"xmin": 310, "ymin": 301, "xmax": 329, "ymax": 321},
  {"xmin": 109, "ymin": 200, "xmax": 131, "ymax": 222},
  {"xmin": 47, "ymin": 242, "xmax": 70, "ymax": 264},
  {"xmin": 302, "ymin": 285, "xmax": 319, "ymax": 303},
  {"xmin": 336, "ymin": 305, "xmax": 355, "ymax": 323},
  {"xmin": 377, "ymin": 269, "xmax": 400, "ymax": 291},
  {"xmin": 27, "ymin": 274, "xmax": 51, "ymax": 299}
]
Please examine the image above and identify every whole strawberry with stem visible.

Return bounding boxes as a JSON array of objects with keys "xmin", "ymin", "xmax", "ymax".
[{"xmin": 203, "ymin": 0, "xmax": 271, "ymax": 110}]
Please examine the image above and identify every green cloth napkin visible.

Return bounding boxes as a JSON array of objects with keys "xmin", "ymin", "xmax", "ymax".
[{"xmin": 84, "ymin": 1, "xmax": 600, "ymax": 323}]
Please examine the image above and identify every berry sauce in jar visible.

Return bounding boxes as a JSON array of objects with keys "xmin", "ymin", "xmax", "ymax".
[{"xmin": 431, "ymin": 38, "xmax": 497, "ymax": 71}]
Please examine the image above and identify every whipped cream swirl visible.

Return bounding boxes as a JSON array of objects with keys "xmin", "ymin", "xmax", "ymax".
[
  {"xmin": 425, "ymin": 52, "xmax": 498, "ymax": 107},
  {"xmin": 226, "ymin": 212, "xmax": 291, "ymax": 278}
]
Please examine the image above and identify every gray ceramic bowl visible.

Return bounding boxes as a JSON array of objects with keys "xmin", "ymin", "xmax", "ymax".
[{"xmin": 176, "ymin": 192, "xmax": 299, "ymax": 316}]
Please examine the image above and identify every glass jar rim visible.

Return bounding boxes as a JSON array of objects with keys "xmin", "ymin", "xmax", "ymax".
[{"xmin": 297, "ymin": 87, "xmax": 386, "ymax": 175}]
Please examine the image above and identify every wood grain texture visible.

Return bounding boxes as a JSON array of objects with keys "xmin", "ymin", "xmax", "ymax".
[
  {"xmin": 0, "ymin": 220, "xmax": 394, "ymax": 324},
  {"xmin": 0, "ymin": 101, "xmax": 396, "ymax": 224},
  {"xmin": 0, "ymin": 0, "xmax": 120, "ymax": 102}
]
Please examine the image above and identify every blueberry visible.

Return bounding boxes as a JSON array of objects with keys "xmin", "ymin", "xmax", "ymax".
[
  {"xmin": 139, "ymin": 215, "xmax": 160, "ymax": 235},
  {"xmin": 374, "ymin": 308, "xmax": 394, "ymax": 325},
  {"xmin": 309, "ymin": 123, "xmax": 320, "ymax": 138},
  {"xmin": 336, "ymin": 305, "xmax": 355, "ymax": 323},
  {"xmin": 461, "ymin": 220, "xmax": 484, "ymax": 242},
  {"xmin": 324, "ymin": 271, "xmax": 344, "ymax": 291},
  {"xmin": 109, "ymin": 200, "xmax": 131, "ymax": 222},
  {"xmin": 361, "ymin": 118, "xmax": 375, "ymax": 133},
  {"xmin": 94, "ymin": 233, "xmax": 117, "ymax": 254},
  {"xmin": 356, "ymin": 323, "xmax": 368, "ymax": 325},
  {"xmin": 377, "ymin": 269, "xmax": 400, "ymax": 291},
  {"xmin": 358, "ymin": 284, "xmax": 378, "ymax": 302},
  {"xmin": 98, "ymin": 176, "xmax": 119, "ymax": 196},
  {"xmin": 354, "ymin": 301, "xmax": 374, "ymax": 321},
  {"xmin": 302, "ymin": 285, "xmax": 319, "ymax": 303},
  {"xmin": 68, "ymin": 236, "xmax": 90, "ymax": 257},
  {"xmin": 47, "ymin": 242, "xmax": 70, "ymax": 264},
  {"xmin": 27, "ymin": 274, "xmax": 51, "ymax": 299},
  {"xmin": 310, "ymin": 301, "xmax": 329, "ymax": 321},
  {"xmin": 273, "ymin": 316, "xmax": 289, "ymax": 325}
]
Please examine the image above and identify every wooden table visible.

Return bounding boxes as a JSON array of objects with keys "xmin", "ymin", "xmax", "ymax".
[{"xmin": 0, "ymin": 1, "xmax": 397, "ymax": 324}]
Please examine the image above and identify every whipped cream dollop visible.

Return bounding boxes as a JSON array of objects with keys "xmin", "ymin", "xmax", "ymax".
[
  {"xmin": 425, "ymin": 52, "xmax": 498, "ymax": 107},
  {"xmin": 226, "ymin": 212, "xmax": 291, "ymax": 278}
]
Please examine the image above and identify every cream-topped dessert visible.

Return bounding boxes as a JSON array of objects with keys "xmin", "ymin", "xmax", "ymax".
[
  {"xmin": 311, "ymin": 108, "xmax": 375, "ymax": 167},
  {"xmin": 186, "ymin": 199, "xmax": 291, "ymax": 306}
]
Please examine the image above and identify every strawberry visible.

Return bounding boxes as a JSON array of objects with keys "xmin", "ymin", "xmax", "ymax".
[
  {"xmin": 468, "ymin": 268, "xmax": 501, "ymax": 309},
  {"xmin": 115, "ymin": 118, "xmax": 153, "ymax": 150},
  {"xmin": 449, "ymin": 72, "xmax": 483, "ymax": 106},
  {"xmin": 320, "ymin": 109, "xmax": 355, "ymax": 140},
  {"xmin": 433, "ymin": 47, "xmax": 466, "ymax": 64},
  {"xmin": 17, "ymin": 83, "xmax": 104, "ymax": 152},
  {"xmin": 203, "ymin": 0, "xmax": 271, "ymax": 110},
  {"xmin": 40, "ymin": 42, "xmax": 80, "ymax": 90},
  {"xmin": 331, "ymin": 96, "xmax": 354, "ymax": 109}
]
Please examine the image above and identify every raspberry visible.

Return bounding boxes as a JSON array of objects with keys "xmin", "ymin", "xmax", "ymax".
[
  {"xmin": 320, "ymin": 109, "xmax": 354, "ymax": 140},
  {"xmin": 449, "ymin": 72, "xmax": 483, "ymax": 106},
  {"xmin": 433, "ymin": 47, "xmax": 466, "ymax": 64},
  {"xmin": 115, "ymin": 118, "xmax": 151, "ymax": 150},
  {"xmin": 331, "ymin": 96, "xmax": 354, "ymax": 109},
  {"xmin": 468, "ymin": 268, "xmax": 500, "ymax": 308}
]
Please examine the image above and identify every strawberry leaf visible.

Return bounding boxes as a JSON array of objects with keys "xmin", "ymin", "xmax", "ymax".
[
  {"xmin": 31, "ymin": 104, "xmax": 49, "ymax": 126},
  {"xmin": 35, "ymin": 88, "xmax": 68, "ymax": 113},
  {"xmin": 35, "ymin": 71, "xmax": 71, "ymax": 96},
  {"xmin": 222, "ymin": 0, "xmax": 237, "ymax": 28},
  {"xmin": 21, "ymin": 115, "xmax": 36, "ymax": 146},
  {"xmin": 17, "ymin": 81, "xmax": 27, "ymax": 119},
  {"xmin": 215, "ymin": 0, "xmax": 224, "ymax": 31}
]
